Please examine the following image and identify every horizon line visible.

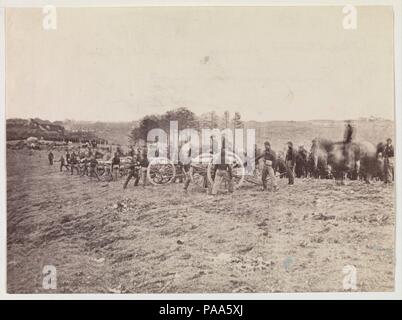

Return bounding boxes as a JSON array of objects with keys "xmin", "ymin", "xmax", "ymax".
[{"xmin": 5, "ymin": 116, "xmax": 394, "ymax": 124}]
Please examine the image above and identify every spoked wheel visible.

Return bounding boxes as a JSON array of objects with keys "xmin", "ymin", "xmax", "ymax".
[
  {"xmin": 96, "ymin": 166, "xmax": 106, "ymax": 176},
  {"xmin": 147, "ymin": 157, "xmax": 176, "ymax": 185},
  {"xmin": 207, "ymin": 151, "xmax": 245, "ymax": 190},
  {"xmin": 188, "ymin": 165, "xmax": 208, "ymax": 188},
  {"xmin": 187, "ymin": 153, "xmax": 213, "ymax": 189}
]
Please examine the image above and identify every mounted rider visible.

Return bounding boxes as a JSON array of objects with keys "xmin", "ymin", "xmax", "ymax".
[{"xmin": 343, "ymin": 120, "xmax": 355, "ymax": 167}]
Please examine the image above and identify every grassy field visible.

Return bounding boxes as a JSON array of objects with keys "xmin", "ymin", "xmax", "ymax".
[{"xmin": 7, "ymin": 148, "xmax": 395, "ymax": 293}]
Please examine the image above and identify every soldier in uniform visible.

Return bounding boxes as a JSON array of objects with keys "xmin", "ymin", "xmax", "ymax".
[
  {"xmin": 139, "ymin": 152, "xmax": 149, "ymax": 187},
  {"xmin": 343, "ymin": 120, "xmax": 354, "ymax": 161},
  {"xmin": 123, "ymin": 155, "xmax": 141, "ymax": 189},
  {"xmin": 111, "ymin": 152, "xmax": 121, "ymax": 181},
  {"xmin": 211, "ymin": 148, "xmax": 234, "ymax": 195},
  {"xmin": 285, "ymin": 141, "xmax": 296, "ymax": 185},
  {"xmin": 256, "ymin": 141, "xmax": 279, "ymax": 191},
  {"xmin": 183, "ymin": 147, "xmax": 193, "ymax": 191},
  {"xmin": 295, "ymin": 145, "xmax": 308, "ymax": 178},
  {"xmin": 70, "ymin": 151, "xmax": 80, "ymax": 175},
  {"xmin": 88, "ymin": 155, "xmax": 101, "ymax": 181},
  {"xmin": 48, "ymin": 151, "xmax": 54, "ymax": 165},
  {"xmin": 80, "ymin": 157, "xmax": 89, "ymax": 176},
  {"xmin": 58, "ymin": 154, "xmax": 66, "ymax": 172},
  {"xmin": 65, "ymin": 150, "xmax": 71, "ymax": 167},
  {"xmin": 384, "ymin": 138, "xmax": 394, "ymax": 184}
]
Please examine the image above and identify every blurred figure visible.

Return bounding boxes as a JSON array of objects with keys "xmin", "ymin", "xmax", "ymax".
[
  {"xmin": 285, "ymin": 141, "xmax": 295, "ymax": 185},
  {"xmin": 295, "ymin": 145, "xmax": 308, "ymax": 178},
  {"xmin": 88, "ymin": 155, "xmax": 101, "ymax": 181},
  {"xmin": 183, "ymin": 147, "xmax": 192, "ymax": 191},
  {"xmin": 384, "ymin": 138, "xmax": 394, "ymax": 184},
  {"xmin": 70, "ymin": 151, "xmax": 79, "ymax": 175},
  {"xmin": 139, "ymin": 152, "xmax": 149, "ymax": 187},
  {"xmin": 111, "ymin": 152, "xmax": 121, "ymax": 180},
  {"xmin": 48, "ymin": 151, "xmax": 54, "ymax": 165},
  {"xmin": 343, "ymin": 120, "xmax": 355, "ymax": 163},
  {"xmin": 343, "ymin": 120, "xmax": 354, "ymax": 144}
]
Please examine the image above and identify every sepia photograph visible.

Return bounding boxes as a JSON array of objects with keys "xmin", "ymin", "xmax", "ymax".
[{"xmin": 2, "ymin": 2, "xmax": 401, "ymax": 297}]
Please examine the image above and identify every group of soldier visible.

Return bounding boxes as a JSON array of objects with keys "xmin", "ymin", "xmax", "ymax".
[
  {"xmin": 47, "ymin": 146, "xmax": 150, "ymax": 188},
  {"xmin": 46, "ymin": 124, "xmax": 395, "ymax": 195},
  {"xmin": 48, "ymin": 148, "xmax": 107, "ymax": 181}
]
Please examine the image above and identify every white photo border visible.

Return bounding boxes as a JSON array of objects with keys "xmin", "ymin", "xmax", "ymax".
[{"xmin": 0, "ymin": 0, "xmax": 401, "ymax": 300}]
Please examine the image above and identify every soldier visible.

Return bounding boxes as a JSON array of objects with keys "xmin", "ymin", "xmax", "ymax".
[
  {"xmin": 173, "ymin": 161, "xmax": 184, "ymax": 183},
  {"xmin": 183, "ymin": 147, "xmax": 192, "ymax": 191},
  {"xmin": 256, "ymin": 141, "xmax": 279, "ymax": 191},
  {"xmin": 64, "ymin": 150, "xmax": 71, "ymax": 171},
  {"xmin": 111, "ymin": 152, "xmax": 121, "ymax": 181},
  {"xmin": 343, "ymin": 120, "xmax": 354, "ymax": 160},
  {"xmin": 48, "ymin": 151, "xmax": 54, "ymax": 165},
  {"xmin": 123, "ymin": 155, "xmax": 141, "ymax": 189},
  {"xmin": 285, "ymin": 141, "xmax": 296, "ymax": 185},
  {"xmin": 70, "ymin": 151, "xmax": 80, "ymax": 175},
  {"xmin": 58, "ymin": 154, "xmax": 66, "ymax": 172},
  {"xmin": 295, "ymin": 145, "xmax": 308, "ymax": 178},
  {"xmin": 211, "ymin": 148, "xmax": 234, "ymax": 195},
  {"xmin": 80, "ymin": 157, "xmax": 89, "ymax": 176},
  {"xmin": 65, "ymin": 150, "xmax": 71, "ymax": 165},
  {"xmin": 344, "ymin": 120, "xmax": 354, "ymax": 143},
  {"xmin": 139, "ymin": 152, "xmax": 149, "ymax": 187},
  {"xmin": 88, "ymin": 155, "xmax": 101, "ymax": 181},
  {"xmin": 384, "ymin": 138, "xmax": 394, "ymax": 184}
]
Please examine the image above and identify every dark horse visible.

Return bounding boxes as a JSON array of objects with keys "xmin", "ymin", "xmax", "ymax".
[
  {"xmin": 307, "ymin": 139, "xmax": 330, "ymax": 179},
  {"xmin": 316, "ymin": 139, "xmax": 360, "ymax": 184},
  {"xmin": 323, "ymin": 139, "xmax": 384, "ymax": 184}
]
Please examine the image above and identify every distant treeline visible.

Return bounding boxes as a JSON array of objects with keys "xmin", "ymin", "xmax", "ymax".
[{"xmin": 130, "ymin": 107, "xmax": 244, "ymax": 145}]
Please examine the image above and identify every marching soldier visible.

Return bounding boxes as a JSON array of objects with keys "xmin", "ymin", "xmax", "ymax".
[
  {"xmin": 256, "ymin": 141, "xmax": 279, "ymax": 191},
  {"xmin": 384, "ymin": 138, "xmax": 394, "ymax": 184}
]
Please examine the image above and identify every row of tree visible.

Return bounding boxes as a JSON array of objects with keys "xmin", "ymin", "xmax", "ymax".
[{"xmin": 129, "ymin": 107, "xmax": 244, "ymax": 145}]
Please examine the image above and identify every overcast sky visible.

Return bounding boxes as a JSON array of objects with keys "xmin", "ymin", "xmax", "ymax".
[{"xmin": 6, "ymin": 6, "xmax": 395, "ymax": 122}]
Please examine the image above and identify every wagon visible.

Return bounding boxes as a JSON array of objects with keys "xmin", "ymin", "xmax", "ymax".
[{"xmin": 146, "ymin": 151, "xmax": 247, "ymax": 190}]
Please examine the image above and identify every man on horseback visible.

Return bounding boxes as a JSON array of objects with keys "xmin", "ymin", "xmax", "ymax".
[{"xmin": 343, "ymin": 120, "xmax": 354, "ymax": 163}]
